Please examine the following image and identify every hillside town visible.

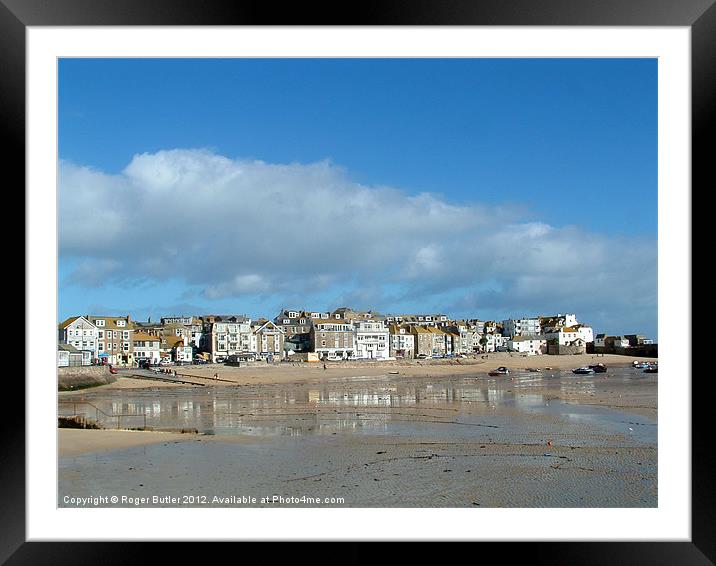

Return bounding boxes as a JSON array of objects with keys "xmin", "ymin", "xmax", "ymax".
[{"xmin": 57, "ymin": 308, "xmax": 656, "ymax": 367}]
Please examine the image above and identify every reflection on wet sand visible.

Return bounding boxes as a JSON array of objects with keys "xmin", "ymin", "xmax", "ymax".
[
  {"xmin": 58, "ymin": 367, "xmax": 657, "ymax": 507},
  {"xmin": 60, "ymin": 368, "xmax": 656, "ymax": 443}
]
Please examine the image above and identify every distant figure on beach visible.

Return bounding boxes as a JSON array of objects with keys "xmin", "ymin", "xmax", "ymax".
[
  {"xmin": 323, "ymin": 363, "xmax": 327, "ymax": 371},
  {"xmin": 213, "ymin": 372, "xmax": 218, "ymax": 380}
]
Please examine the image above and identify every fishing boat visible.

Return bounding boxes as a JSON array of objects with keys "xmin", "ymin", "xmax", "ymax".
[
  {"xmin": 488, "ymin": 366, "xmax": 510, "ymax": 376},
  {"xmin": 572, "ymin": 367, "xmax": 595, "ymax": 375},
  {"xmin": 589, "ymin": 363, "xmax": 607, "ymax": 373},
  {"xmin": 633, "ymin": 361, "xmax": 651, "ymax": 369},
  {"xmin": 526, "ymin": 368, "xmax": 542, "ymax": 373},
  {"xmin": 644, "ymin": 364, "xmax": 658, "ymax": 373}
]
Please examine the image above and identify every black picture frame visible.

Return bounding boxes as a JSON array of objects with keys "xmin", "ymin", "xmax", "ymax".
[{"xmin": 5, "ymin": 0, "xmax": 707, "ymax": 562}]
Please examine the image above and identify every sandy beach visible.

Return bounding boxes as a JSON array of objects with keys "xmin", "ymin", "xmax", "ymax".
[
  {"xmin": 60, "ymin": 353, "xmax": 655, "ymax": 391},
  {"xmin": 58, "ymin": 362, "xmax": 657, "ymax": 507},
  {"xmin": 59, "ymin": 429, "xmax": 195, "ymax": 457}
]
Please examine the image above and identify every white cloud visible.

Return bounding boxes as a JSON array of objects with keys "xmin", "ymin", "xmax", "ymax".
[{"xmin": 59, "ymin": 149, "xmax": 656, "ymax": 333}]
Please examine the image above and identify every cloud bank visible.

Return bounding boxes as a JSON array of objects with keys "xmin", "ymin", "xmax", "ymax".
[{"xmin": 59, "ymin": 149, "xmax": 657, "ymax": 335}]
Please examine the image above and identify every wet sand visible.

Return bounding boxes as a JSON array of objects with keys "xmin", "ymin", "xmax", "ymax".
[
  {"xmin": 59, "ymin": 429, "xmax": 194, "ymax": 457},
  {"xmin": 58, "ymin": 366, "xmax": 657, "ymax": 508}
]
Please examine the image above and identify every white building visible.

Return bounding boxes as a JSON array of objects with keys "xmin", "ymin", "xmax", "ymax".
[
  {"xmin": 389, "ymin": 324, "xmax": 415, "ymax": 358},
  {"xmin": 354, "ymin": 320, "xmax": 390, "ymax": 360},
  {"xmin": 480, "ymin": 332, "xmax": 509, "ymax": 353},
  {"xmin": 132, "ymin": 332, "xmax": 161, "ymax": 365},
  {"xmin": 206, "ymin": 316, "xmax": 253, "ymax": 363},
  {"xmin": 576, "ymin": 325, "xmax": 594, "ymax": 344},
  {"xmin": 543, "ymin": 326, "xmax": 593, "ymax": 346},
  {"xmin": 57, "ymin": 343, "xmax": 92, "ymax": 367},
  {"xmin": 393, "ymin": 314, "xmax": 449, "ymax": 328},
  {"xmin": 507, "ymin": 336, "xmax": 547, "ymax": 354},
  {"xmin": 58, "ymin": 316, "xmax": 99, "ymax": 361},
  {"xmin": 540, "ymin": 313, "xmax": 579, "ymax": 332},
  {"xmin": 174, "ymin": 344, "xmax": 193, "ymax": 364},
  {"xmin": 502, "ymin": 317, "xmax": 541, "ymax": 338}
]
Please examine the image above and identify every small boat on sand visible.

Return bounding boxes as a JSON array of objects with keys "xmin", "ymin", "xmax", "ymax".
[
  {"xmin": 633, "ymin": 361, "xmax": 651, "ymax": 369},
  {"xmin": 644, "ymin": 367, "xmax": 658, "ymax": 373},
  {"xmin": 526, "ymin": 368, "xmax": 542, "ymax": 373},
  {"xmin": 589, "ymin": 363, "xmax": 607, "ymax": 373},
  {"xmin": 572, "ymin": 367, "xmax": 595, "ymax": 375},
  {"xmin": 488, "ymin": 367, "xmax": 510, "ymax": 376}
]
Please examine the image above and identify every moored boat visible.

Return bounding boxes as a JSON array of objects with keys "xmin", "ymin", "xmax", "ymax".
[
  {"xmin": 589, "ymin": 363, "xmax": 607, "ymax": 373},
  {"xmin": 572, "ymin": 366, "xmax": 595, "ymax": 375},
  {"xmin": 488, "ymin": 366, "xmax": 510, "ymax": 376}
]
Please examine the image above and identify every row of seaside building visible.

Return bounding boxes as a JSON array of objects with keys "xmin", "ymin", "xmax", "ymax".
[{"xmin": 57, "ymin": 308, "xmax": 651, "ymax": 367}]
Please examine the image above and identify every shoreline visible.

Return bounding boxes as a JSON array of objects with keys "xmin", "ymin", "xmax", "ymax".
[{"xmin": 59, "ymin": 353, "xmax": 656, "ymax": 392}]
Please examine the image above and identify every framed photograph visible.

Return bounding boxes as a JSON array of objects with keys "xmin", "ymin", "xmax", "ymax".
[{"xmin": 8, "ymin": 0, "xmax": 708, "ymax": 562}]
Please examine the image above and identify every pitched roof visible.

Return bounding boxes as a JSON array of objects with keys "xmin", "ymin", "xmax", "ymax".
[
  {"xmin": 58, "ymin": 316, "xmax": 82, "ymax": 329},
  {"xmin": 164, "ymin": 335, "xmax": 185, "ymax": 348},
  {"xmin": 86, "ymin": 315, "xmax": 133, "ymax": 330},
  {"xmin": 132, "ymin": 332, "xmax": 159, "ymax": 342}
]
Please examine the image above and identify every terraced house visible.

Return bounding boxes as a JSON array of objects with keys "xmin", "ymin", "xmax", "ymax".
[
  {"xmin": 389, "ymin": 324, "xmax": 415, "ymax": 359},
  {"xmin": 132, "ymin": 332, "xmax": 161, "ymax": 365},
  {"xmin": 250, "ymin": 319, "xmax": 285, "ymax": 358},
  {"xmin": 58, "ymin": 316, "xmax": 98, "ymax": 362},
  {"xmin": 354, "ymin": 319, "xmax": 390, "ymax": 360},
  {"xmin": 161, "ymin": 316, "xmax": 203, "ymax": 349},
  {"xmin": 410, "ymin": 325, "xmax": 434, "ymax": 357},
  {"xmin": 86, "ymin": 314, "xmax": 135, "ymax": 366},
  {"xmin": 203, "ymin": 315, "xmax": 252, "ymax": 363},
  {"xmin": 273, "ymin": 309, "xmax": 317, "ymax": 354},
  {"xmin": 310, "ymin": 317, "xmax": 355, "ymax": 360}
]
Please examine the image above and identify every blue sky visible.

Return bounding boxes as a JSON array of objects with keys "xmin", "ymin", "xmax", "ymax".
[{"xmin": 58, "ymin": 58, "xmax": 657, "ymax": 337}]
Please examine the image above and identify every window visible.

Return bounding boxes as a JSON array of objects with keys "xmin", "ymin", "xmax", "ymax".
[
  {"xmin": 94, "ymin": 320, "xmax": 105, "ymax": 327},
  {"xmin": 117, "ymin": 320, "xmax": 126, "ymax": 327}
]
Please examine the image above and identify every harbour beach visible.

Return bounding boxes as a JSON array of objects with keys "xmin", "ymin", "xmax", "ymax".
[{"xmin": 59, "ymin": 362, "xmax": 657, "ymax": 507}]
